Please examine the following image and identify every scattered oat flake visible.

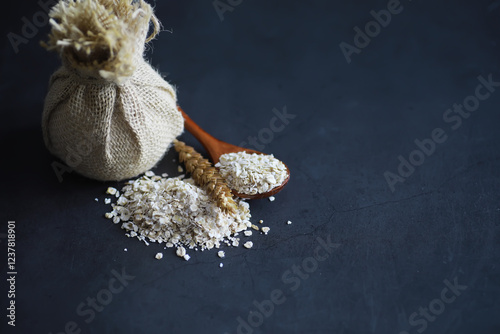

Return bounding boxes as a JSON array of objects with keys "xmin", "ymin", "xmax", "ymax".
[
  {"xmin": 259, "ymin": 219, "xmax": 263, "ymax": 224},
  {"xmin": 251, "ymin": 224, "xmax": 259, "ymax": 231},
  {"xmin": 162, "ymin": 173, "xmax": 168, "ymax": 178},
  {"xmin": 261, "ymin": 227, "xmax": 270, "ymax": 235},
  {"xmin": 94, "ymin": 198, "xmax": 98, "ymax": 202},
  {"xmin": 178, "ymin": 165, "xmax": 183, "ymax": 172},
  {"xmin": 155, "ymin": 252, "xmax": 163, "ymax": 260},
  {"xmin": 243, "ymin": 241, "xmax": 253, "ymax": 249},
  {"xmin": 183, "ymin": 254, "xmax": 191, "ymax": 261},
  {"xmin": 218, "ymin": 251, "xmax": 225, "ymax": 258},
  {"xmin": 244, "ymin": 230, "xmax": 252, "ymax": 236},
  {"xmin": 104, "ymin": 212, "xmax": 113, "ymax": 219},
  {"xmin": 219, "ymin": 263, "xmax": 224, "ymax": 268},
  {"xmin": 269, "ymin": 196, "xmax": 276, "ymax": 202},
  {"xmin": 104, "ymin": 198, "xmax": 111, "ymax": 204},
  {"xmin": 124, "ymin": 248, "xmax": 127, "ymax": 252},
  {"xmin": 106, "ymin": 187, "xmax": 117, "ymax": 195},
  {"xmin": 287, "ymin": 220, "xmax": 292, "ymax": 225},
  {"xmin": 145, "ymin": 171, "xmax": 155, "ymax": 177},
  {"xmin": 176, "ymin": 246, "xmax": 186, "ymax": 257}
]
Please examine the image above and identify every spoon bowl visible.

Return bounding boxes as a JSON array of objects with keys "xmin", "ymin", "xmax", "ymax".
[{"xmin": 178, "ymin": 106, "xmax": 290, "ymax": 199}]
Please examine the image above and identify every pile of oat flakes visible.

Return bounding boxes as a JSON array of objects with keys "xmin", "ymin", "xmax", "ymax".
[
  {"xmin": 103, "ymin": 172, "xmax": 278, "ymax": 261},
  {"xmin": 216, "ymin": 152, "xmax": 288, "ymax": 195}
]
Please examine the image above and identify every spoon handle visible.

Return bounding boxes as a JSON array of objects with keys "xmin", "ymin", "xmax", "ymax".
[{"xmin": 177, "ymin": 106, "xmax": 217, "ymax": 158}]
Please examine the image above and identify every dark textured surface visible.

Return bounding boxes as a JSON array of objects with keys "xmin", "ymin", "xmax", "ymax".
[{"xmin": 1, "ymin": 1, "xmax": 500, "ymax": 333}]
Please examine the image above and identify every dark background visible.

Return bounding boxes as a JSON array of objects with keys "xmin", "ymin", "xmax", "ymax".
[{"xmin": 1, "ymin": 0, "xmax": 500, "ymax": 333}]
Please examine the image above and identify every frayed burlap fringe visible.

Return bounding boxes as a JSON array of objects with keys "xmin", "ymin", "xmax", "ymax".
[
  {"xmin": 42, "ymin": 0, "xmax": 183, "ymax": 181},
  {"xmin": 42, "ymin": 0, "xmax": 160, "ymax": 84}
]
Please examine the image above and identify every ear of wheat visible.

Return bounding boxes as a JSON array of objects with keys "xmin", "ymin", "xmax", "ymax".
[{"xmin": 174, "ymin": 140, "xmax": 238, "ymax": 214}]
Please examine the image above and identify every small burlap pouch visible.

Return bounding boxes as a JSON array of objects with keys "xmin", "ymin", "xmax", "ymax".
[{"xmin": 42, "ymin": 0, "xmax": 184, "ymax": 181}]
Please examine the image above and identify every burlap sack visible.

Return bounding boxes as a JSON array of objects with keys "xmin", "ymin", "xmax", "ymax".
[{"xmin": 42, "ymin": 0, "xmax": 184, "ymax": 181}]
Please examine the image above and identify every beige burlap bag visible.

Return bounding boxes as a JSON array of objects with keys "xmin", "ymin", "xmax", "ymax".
[{"xmin": 42, "ymin": 0, "xmax": 184, "ymax": 181}]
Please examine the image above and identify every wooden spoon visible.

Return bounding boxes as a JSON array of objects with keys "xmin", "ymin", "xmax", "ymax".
[{"xmin": 178, "ymin": 106, "xmax": 290, "ymax": 199}]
